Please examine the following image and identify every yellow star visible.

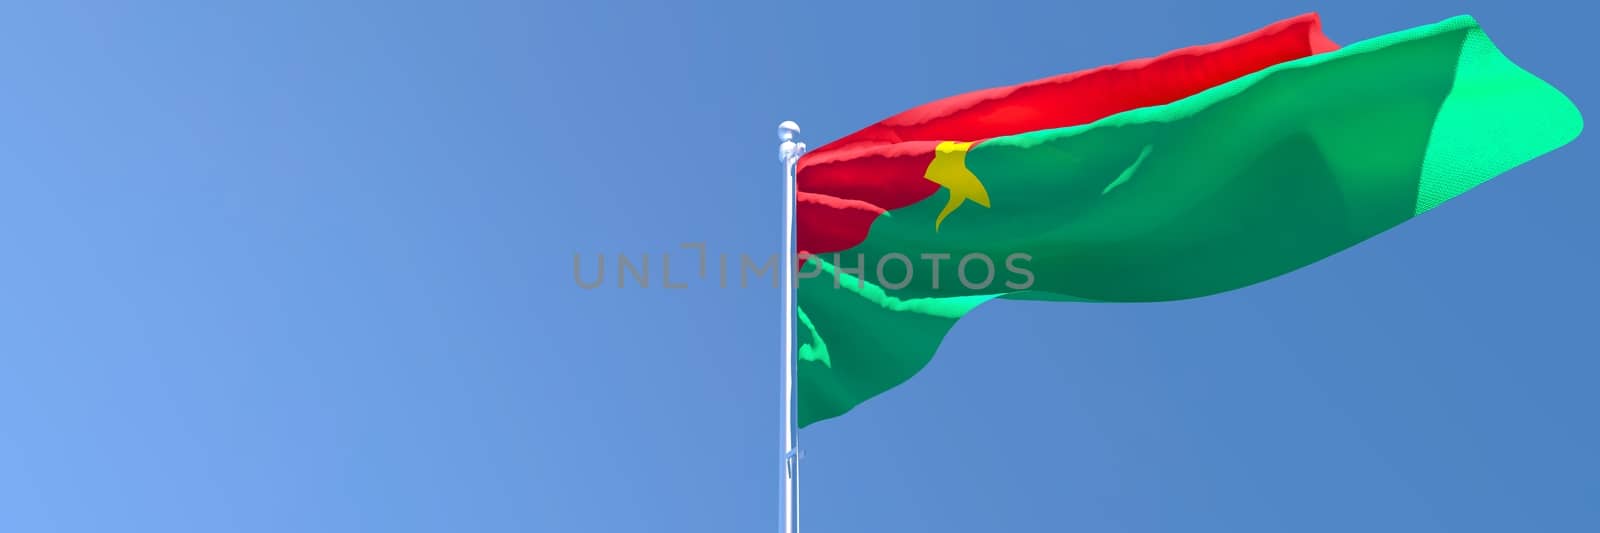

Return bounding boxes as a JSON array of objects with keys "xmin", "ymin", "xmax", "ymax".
[{"xmin": 923, "ymin": 141, "xmax": 991, "ymax": 231}]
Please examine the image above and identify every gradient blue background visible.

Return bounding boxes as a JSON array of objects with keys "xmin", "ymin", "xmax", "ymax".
[{"xmin": 1, "ymin": 1, "xmax": 1594, "ymax": 531}]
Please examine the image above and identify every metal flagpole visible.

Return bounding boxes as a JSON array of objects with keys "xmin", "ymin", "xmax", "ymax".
[{"xmin": 778, "ymin": 120, "xmax": 805, "ymax": 533}]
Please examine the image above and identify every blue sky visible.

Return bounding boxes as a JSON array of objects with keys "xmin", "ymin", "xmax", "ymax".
[{"xmin": 1, "ymin": 1, "xmax": 1595, "ymax": 531}]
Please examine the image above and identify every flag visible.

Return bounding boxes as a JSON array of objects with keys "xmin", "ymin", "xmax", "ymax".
[{"xmin": 794, "ymin": 14, "xmax": 1582, "ymax": 427}]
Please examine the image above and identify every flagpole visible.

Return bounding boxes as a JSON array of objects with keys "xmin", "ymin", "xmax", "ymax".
[{"xmin": 778, "ymin": 120, "xmax": 805, "ymax": 533}]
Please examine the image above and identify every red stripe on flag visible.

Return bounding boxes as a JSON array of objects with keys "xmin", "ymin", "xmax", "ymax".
[{"xmin": 796, "ymin": 12, "xmax": 1339, "ymax": 256}]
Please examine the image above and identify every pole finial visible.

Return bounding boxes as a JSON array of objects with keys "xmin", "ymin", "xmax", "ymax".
[{"xmin": 779, "ymin": 121, "xmax": 806, "ymax": 165}]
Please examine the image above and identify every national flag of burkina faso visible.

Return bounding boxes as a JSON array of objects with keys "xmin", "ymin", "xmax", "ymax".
[{"xmin": 795, "ymin": 13, "xmax": 1581, "ymax": 427}]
